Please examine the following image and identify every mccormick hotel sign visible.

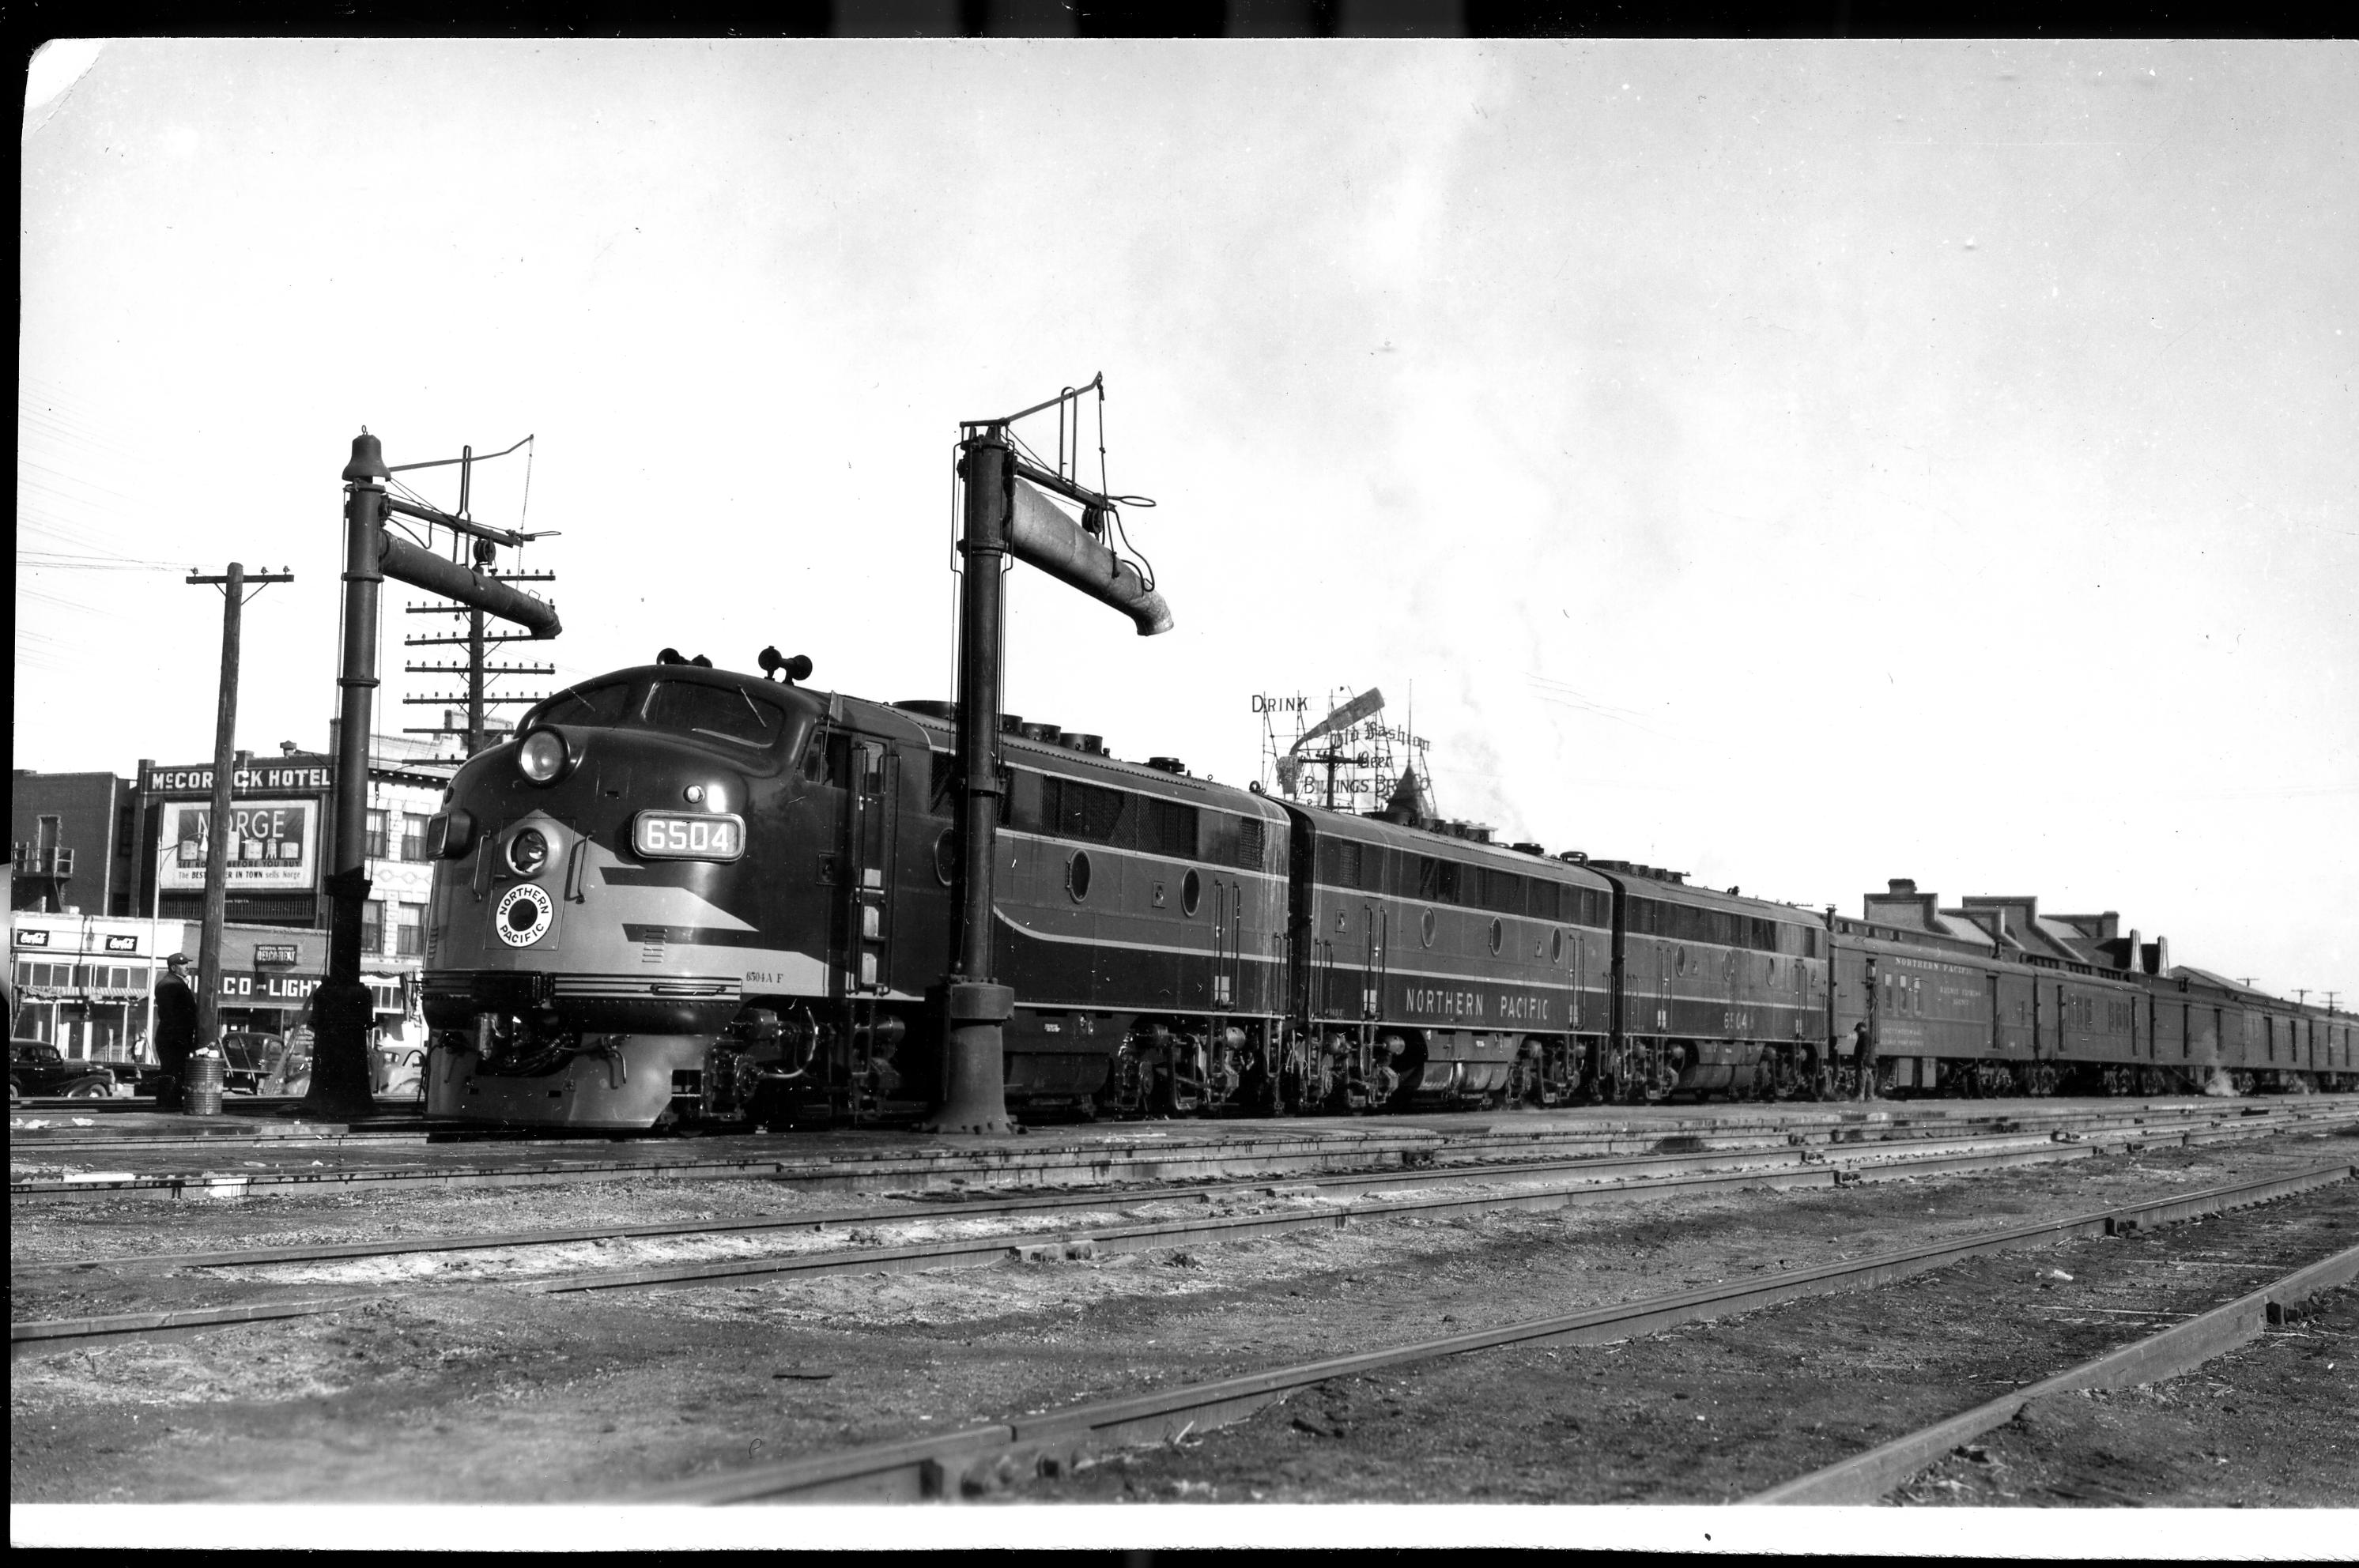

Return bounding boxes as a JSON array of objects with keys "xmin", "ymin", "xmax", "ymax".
[{"xmin": 145, "ymin": 760, "xmax": 332, "ymax": 894}]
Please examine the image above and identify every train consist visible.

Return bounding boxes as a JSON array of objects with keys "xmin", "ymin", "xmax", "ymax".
[{"xmin": 419, "ymin": 658, "xmax": 2354, "ymax": 1130}]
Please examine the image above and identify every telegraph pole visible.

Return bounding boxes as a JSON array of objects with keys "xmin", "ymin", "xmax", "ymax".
[
  {"xmin": 401, "ymin": 445, "xmax": 557, "ymax": 755},
  {"xmin": 185, "ymin": 564, "xmax": 294, "ymax": 1056}
]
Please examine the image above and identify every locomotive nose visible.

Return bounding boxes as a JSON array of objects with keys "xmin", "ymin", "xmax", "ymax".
[{"xmin": 485, "ymin": 811, "xmax": 576, "ymax": 953}]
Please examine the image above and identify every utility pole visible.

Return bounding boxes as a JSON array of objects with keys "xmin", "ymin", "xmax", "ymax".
[
  {"xmin": 185, "ymin": 564, "xmax": 294, "ymax": 1056},
  {"xmin": 400, "ymin": 443, "xmax": 557, "ymax": 756}
]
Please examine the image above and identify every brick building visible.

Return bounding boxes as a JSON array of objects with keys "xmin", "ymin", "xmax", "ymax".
[{"xmin": 9, "ymin": 769, "xmax": 138, "ymax": 916}]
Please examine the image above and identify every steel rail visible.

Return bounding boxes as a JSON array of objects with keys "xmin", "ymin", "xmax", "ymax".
[
  {"xmin": 625, "ymin": 1161, "xmax": 2355, "ymax": 1502},
  {"xmin": 9, "ymin": 1132, "xmax": 2244, "ymax": 1359},
  {"xmin": 1742, "ymin": 1241, "xmax": 2359, "ymax": 1505},
  {"xmin": 9, "ymin": 1295, "xmax": 383, "ymax": 1360},
  {"xmin": 3, "ymin": 1129, "xmax": 1451, "ymax": 1204}
]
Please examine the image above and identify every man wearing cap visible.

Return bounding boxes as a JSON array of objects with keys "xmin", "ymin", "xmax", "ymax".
[
  {"xmin": 154, "ymin": 955, "xmax": 199, "ymax": 1110},
  {"xmin": 1852, "ymin": 1018, "xmax": 1878, "ymax": 1102}
]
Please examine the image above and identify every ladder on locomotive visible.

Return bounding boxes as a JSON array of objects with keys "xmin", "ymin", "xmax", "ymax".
[{"xmin": 832, "ymin": 733, "xmax": 899, "ymax": 1123}]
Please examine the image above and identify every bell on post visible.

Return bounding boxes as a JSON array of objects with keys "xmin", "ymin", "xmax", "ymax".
[{"xmin": 342, "ymin": 428, "xmax": 390, "ymax": 482}]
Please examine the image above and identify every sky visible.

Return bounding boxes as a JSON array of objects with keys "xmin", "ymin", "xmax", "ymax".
[{"xmin": 17, "ymin": 39, "xmax": 2357, "ymax": 1001}]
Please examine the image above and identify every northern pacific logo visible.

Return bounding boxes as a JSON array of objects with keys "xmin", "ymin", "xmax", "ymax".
[{"xmin": 496, "ymin": 883, "xmax": 554, "ymax": 948}]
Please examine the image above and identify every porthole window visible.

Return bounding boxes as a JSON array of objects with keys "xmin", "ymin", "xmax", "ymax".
[
  {"xmin": 1420, "ymin": 908, "xmax": 1437, "ymax": 948},
  {"xmin": 933, "ymin": 828, "xmax": 956, "ymax": 887},
  {"xmin": 1489, "ymin": 918, "xmax": 1504, "ymax": 956},
  {"xmin": 1066, "ymin": 850, "xmax": 1092, "ymax": 903},
  {"xmin": 1181, "ymin": 868, "xmax": 1201, "ymax": 916},
  {"xmin": 1676, "ymin": 946, "xmax": 1689, "ymax": 977},
  {"xmin": 1550, "ymin": 929, "xmax": 1565, "ymax": 963}
]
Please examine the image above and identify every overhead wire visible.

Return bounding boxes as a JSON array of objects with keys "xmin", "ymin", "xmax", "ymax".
[{"xmin": 20, "ymin": 551, "xmax": 188, "ymax": 571}]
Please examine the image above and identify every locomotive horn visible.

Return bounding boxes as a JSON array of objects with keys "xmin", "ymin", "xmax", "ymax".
[
  {"xmin": 1007, "ymin": 480, "xmax": 1173, "ymax": 636},
  {"xmin": 758, "ymin": 646, "xmax": 814, "ymax": 684}
]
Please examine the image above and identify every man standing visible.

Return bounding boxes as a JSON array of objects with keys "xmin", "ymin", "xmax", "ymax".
[
  {"xmin": 1852, "ymin": 1018, "xmax": 1878, "ymax": 1102},
  {"xmin": 154, "ymin": 954, "xmax": 199, "ymax": 1110}
]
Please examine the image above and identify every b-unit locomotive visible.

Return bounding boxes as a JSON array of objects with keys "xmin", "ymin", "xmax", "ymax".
[{"xmin": 420, "ymin": 658, "xmax": 2357, "ymax": 1130}]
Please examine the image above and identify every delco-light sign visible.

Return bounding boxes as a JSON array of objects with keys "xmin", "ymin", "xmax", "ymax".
[
  {"xmin": 160, "ymin": 800, "xmax": 320, "ymax": 891},
  {"xmin": 219, "ymin": 972, "xmax": 320, "ymax": 1001}
]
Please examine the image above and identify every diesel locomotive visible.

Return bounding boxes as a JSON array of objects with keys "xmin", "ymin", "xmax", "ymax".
[{"xmin": 419, "ymin": 658, "xmax": 2356, "ymax": 1130}]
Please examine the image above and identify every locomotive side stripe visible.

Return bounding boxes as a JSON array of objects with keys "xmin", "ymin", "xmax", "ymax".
[
  {"xmin": 619, "ymin": 923, "xmax": 772, "ymax": 948},
  {"xmin": 995, "ymin": 909, "xmax": 1284, "ymax": 960}
]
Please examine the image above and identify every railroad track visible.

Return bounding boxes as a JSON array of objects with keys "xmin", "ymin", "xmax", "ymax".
[
  {"xmin": 13, "ymin": 1096, "xmax": 2351, "ymax": 1205},
  {"xmin": 616, "ymin": 1159, "xmax": 2356, "ymax": 1502},
  {"xmin": 17, "ymin": 1115, "xmax": 2348, "ymax": 1376},
  {"xmin": 5, "ymin": 1133, "xmax": 2082, "ymax": 1357}
]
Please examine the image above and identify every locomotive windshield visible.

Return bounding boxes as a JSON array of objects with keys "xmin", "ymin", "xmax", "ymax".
[
  {"xmin": 530, "ymin": 681, "xmax": 633, "ymax": 729},
  {"xmin": 521, "ymin": 675, "xmax": 809, "ymax": 759},
  {"xmin": 643, "ymin": 680, "xmax": 792, "ymax": 751}
]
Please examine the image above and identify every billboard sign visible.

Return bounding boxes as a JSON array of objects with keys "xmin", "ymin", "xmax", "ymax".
[{"xmin": 160, "ymin": 800, "xmax": 319, "ymax": 892}]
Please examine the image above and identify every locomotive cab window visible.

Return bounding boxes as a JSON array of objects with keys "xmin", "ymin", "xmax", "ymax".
[
  {"xmin": 529, "ymin": 680, "xmax": 634, "ymax": 730},
  {"xmin": 644, "ymin": 680, "xmax": 792, "ymax": 752}
]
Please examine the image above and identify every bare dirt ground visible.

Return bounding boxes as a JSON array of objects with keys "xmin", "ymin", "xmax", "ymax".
[
  {"xmin": 1008, "ymin": 1187, "xmax": 2354, "ymax": 1507},
  {"xmin": 11, "ymin": 1125, "xmax": 2355, "ymax": 1506},
  {"xmin": 1893, "ymin": 1281, "xmax": 2357, "ymax": 1508}
]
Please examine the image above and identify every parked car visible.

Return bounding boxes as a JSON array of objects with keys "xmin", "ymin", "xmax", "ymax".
[
  {"xmin": 221, "ymin": 1032, "xmax": 308, "ymax": 1096},
  {"xmin": 10, "ymin": 1038, "xmax": 126, "ymax": 1100},
  {"xmin": 374, "ymin": 1042, "xmax": 425, "ymax": 1099}
]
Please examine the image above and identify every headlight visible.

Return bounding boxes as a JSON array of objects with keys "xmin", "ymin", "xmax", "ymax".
[
  {"xmin": 518, "ymin": 729, "xmax": 567, "ymax": 784},
  {"xmin": 632, "ymin": 811, "xmax": 746, "ymax": 861},
  {"xmin": 507, "ymin": 828, "xmax": 550, "ymax": 876}
]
